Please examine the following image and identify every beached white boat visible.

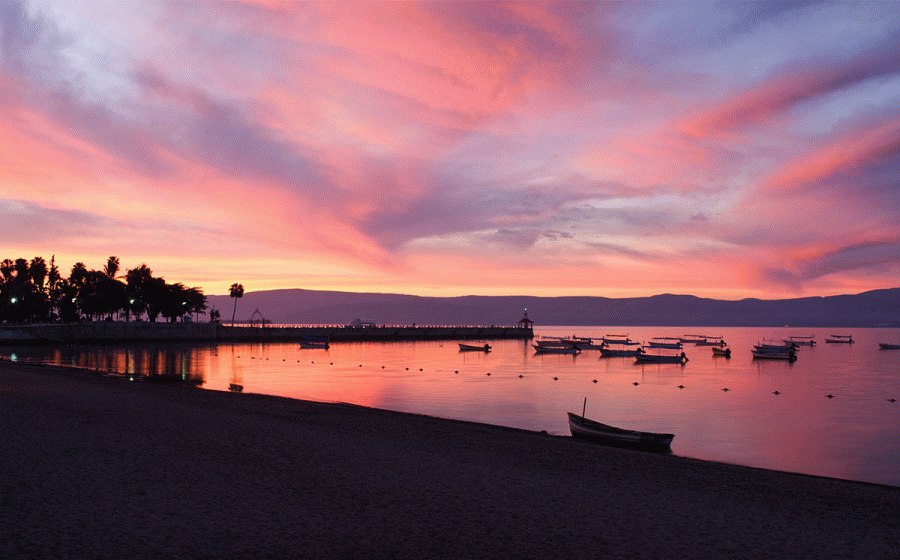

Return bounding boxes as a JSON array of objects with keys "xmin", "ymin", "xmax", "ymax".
[
  {"xmin": 825, "ymin": 335, "xmax": 854, "ymax": 344},
  {"xmin": 635, "ymin": 351, "xmax": 688, "ymax": 365},
  {"xmin": 567, "ymin": 412, "xmax": 673, "ymax": 451},
  {"xmin": 458, "ymin": 342, "xmax": 491, "ymax": 352}
]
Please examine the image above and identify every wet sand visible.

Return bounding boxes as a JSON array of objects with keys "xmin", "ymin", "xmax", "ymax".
[{"xmin": 1, "ymin": 361, "xmax": 897, "ymax": 559}]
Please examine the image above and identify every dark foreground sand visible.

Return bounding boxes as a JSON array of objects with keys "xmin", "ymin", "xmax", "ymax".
[{"xmin": 1, "ymin": 362, "xmax": 897, "ymax": 559}]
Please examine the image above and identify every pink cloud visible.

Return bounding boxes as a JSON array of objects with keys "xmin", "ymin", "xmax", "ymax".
[{"xmin": 681, "ymin": 45, "xmax": 900, "ymax": 138}]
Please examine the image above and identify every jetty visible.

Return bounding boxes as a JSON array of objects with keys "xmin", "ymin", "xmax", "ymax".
[{"xmin": 0, "ymin": 322, "xmax": 533, "ymax": 345}]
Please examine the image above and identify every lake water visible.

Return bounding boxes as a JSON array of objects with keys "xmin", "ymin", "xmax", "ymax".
[{"xmin": 3, "ymin": 326, "xmax": 898, "ymax": 486}]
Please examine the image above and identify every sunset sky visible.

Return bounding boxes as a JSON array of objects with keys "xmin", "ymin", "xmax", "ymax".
[{"xmin": 1, "ymin": 1, "xmax": 897, "ymax": 299}]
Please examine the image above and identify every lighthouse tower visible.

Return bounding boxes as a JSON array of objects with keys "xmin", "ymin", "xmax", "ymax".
[{"xmin": 517, "ymin": 308, "xmax": 534, "ymax": 329}]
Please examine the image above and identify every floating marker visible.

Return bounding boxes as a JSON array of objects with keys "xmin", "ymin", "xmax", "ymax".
[
  {"xmin": 520, "ymin": 375, "xmax": 525, "ymax": 379},
  {"xmin": 486, "ymin": 373, "xmax": 491, "ymax": 376},
  {"xmin": 632, "ymin": 381, "xmax": 639, "ymax": 386},
  {"xmin": 592, "ymin": 379, "xmax": 597, "ymax": 383},
  {"xmin": 553, "ymin": 376, "xmax": 559, "ymax": 381},
  {"xmin": 722, "ymin": 387, "xmax": 729, "ymax": 392},
  {"xmin": 677, "ymin": 385, "xmax": 685, "ymax": 389},
  {"xmin": 826, "ymin": 394, "xmax": 834, "ymax": 399},
  {"xmin": 773, "ymin": 390, "xmax": 781, "ymax": 395},
  {"xmin": 888, "ymin": 398, "xmax": 896, "ymax": 403}
]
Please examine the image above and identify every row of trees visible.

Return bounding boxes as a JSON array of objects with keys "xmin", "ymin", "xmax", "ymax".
[{"xmin": 0, "ymin": 256, "xmax": 211, "ymax": 324}]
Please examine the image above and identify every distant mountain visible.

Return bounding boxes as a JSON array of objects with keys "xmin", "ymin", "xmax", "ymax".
[{"xmin": 205, "ymin": 288, "xmax": 900, "ymax": 327}]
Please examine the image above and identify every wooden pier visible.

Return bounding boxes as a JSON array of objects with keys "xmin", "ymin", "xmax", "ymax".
[{"xmin": 0, "ymin": 322, "xmax": 533, "ymax": 345}]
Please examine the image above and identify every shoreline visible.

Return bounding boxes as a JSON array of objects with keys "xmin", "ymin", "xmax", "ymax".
[{"xmin": 2, "ymin": 361, "xmax": 897, "ymax": 558}]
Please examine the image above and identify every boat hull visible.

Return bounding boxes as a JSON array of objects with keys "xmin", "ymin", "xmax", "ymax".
[
  {"xmin": 635, "ymin": 354, "xmax": 687, "ymax": 364},
  {"xmin": 458, "ymin": 343, "xmax": 491, "ymax": 352},
  {"xmin": 878, "ymin": 343, "xmax": 900, "ymax": 350},
  {"xmin": 567, "ymin": 412, "xmax": 673, "ymax": 452}
]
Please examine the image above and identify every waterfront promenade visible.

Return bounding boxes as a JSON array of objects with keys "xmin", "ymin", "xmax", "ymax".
[{"xmin": 0, "ymin": 321, "xmax": 532, "ymax": 344}]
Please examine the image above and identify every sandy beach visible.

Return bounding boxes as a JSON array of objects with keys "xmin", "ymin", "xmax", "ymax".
[{"xmin": 1, "ymin": 361, "xmax": 897, "ymax": 559}]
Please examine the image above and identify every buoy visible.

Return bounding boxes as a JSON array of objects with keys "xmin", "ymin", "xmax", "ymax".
[
  {"xmin": 486, "ymin": 373, "xmax": 491, "ymax": 376},
  {"xmin": 632, "ymin": 381, "xmax": 639, "ymax": 386},
  {"xmin": 519, "ymin": 375, "xmax": 524, "ymax": 378},
  {"xmin": 773, "ymin": 390, "xmax": 781, "ymax": 395},
  {"xmin": 405, "ymin": 367, "xmax": 409, "ymax": 370},
  {"xmin": 381, "ymin": 365, "xmax": 385, "ymax": 369},
  {"xmin": 592, "ymin": 379, "xmax": 597, "ymax": 383},
  {"xmin": 330, "ymin": 362, "xmax": 333, "ymax": 365},
  {"xmin": 419, "ymin": 368, "xmax": 423, "ymax": 371},
  {"xmin": 454, "ymin": 370, "xmax": 459, "ymax": 373},
  {"xmin": 826, "ymin": 394, "xmax": 834, "ymax": 399},
  {"xmin": 722, "ymin": 387, "xmax": 729, "ymax": 392},
  {"xmin": 553, "ymin": 376, "xmax": 559, "ymax": 380},
  {"xmin": 888, "ymin": 398, "xmax": 896, "ymax": 403},
  {"xmin": 677, "ymin": 385, "xmax": 685, "ymax": 389}
]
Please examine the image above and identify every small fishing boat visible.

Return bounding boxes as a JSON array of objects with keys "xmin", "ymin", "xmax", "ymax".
[
  {"xmin": 567, "ymin": 412, "xmax": 674, "ymax": 451},
  {"xmin": 825, "ymin": 334, "xmax": 854, "ymax": 344},
  {"xmin": 601, "ymin": 334, "xmax": 640, "ymax": 346},
  {"xmin": 878, "ymin": 343, "xmax": 900, "ymax": 350},
  {"xmin": 458, "ymin": 342, "xmax": 491, "ymax": 352},
  {"xmin": 599, "ymin": 346, "xmax": 644, "ymax": 358},
  {"xmin": 785, "ymin": 335, "xmax": 816, "ymax": 346},
  {"xmin": 712, "ymin": 347, "xmax": 731, "ymax": 358},
  {"xmin": 756, "ymin": 339, "xmax": 798, "ymax": 351},
  {"xmin": 570, "ymin": 336, "xmax": 605, "ymax": 351},
  {"xmin": 635, "ymin": 351, "xmax": 688, "ymax": 364},
  {"xmin": 752, "ymin": 348, "xmax": 797, "ymax": 361},
  {"xmin": 678, "ymin": 334, "xmax": 708, "ymax": 344},
  {"xmin": 695, "ymin": 336, "xmax": 727, "ymax": 347},
  {"xmin": 299, "ymin": 336, "xmax": 330, "ymax": 349},
  {"xmin": 533, "ymin": 344, "xmax": 579, "ymax": 354},
  {"xmin": 646, "ymin": 337, "xmax": 683, "ymax": 349}
]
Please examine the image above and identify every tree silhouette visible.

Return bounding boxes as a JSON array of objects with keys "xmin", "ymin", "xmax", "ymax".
[
  {"xmin": 103, "ymin": 256, "xmax": 120, "ymax": 279},
  {"xmin": 229, "ymin": 283, "xmax": 244, "ymax": 325}
]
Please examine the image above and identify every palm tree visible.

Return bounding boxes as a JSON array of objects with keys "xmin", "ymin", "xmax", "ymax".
[
  {"xmin": 103, "ymin": 256, "xmax": 120, "ymax": 279},
  {"xmin": 229, "ymin": 283, "xmax": 244, "ymax": 325}
]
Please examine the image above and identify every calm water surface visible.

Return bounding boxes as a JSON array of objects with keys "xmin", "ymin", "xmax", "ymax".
[{"xmin": 4, "ymin": 326, "xmax": 898, "ymax": 486}]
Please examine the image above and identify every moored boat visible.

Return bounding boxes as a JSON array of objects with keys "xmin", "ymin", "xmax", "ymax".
[
  {"xmin": 678, "ymin": 334, "xmax": 708, "ymax": 344},
  {"xmin": 635, "ymin": 351, "xmax": 688, "ymax": 364},
  {"xmin": 695, "ymin": 336, "xmax": 727, "ymax": 347},
  {"xmin": 571, "ymin": 336, "xmax": 604, "ymax": 350},
  {"xmin": 878, "ymin": 343, "xmax": 900, "ymax": 350},
  {"xmin": 299, "ymin": 336, "xmax": 330, "ymax": 349},
  {"xmin": 786, "ymin": 335, "xmax": 816, "ymax": 346},
  {"xmin": 459, "ymin": 342, "xmax": 491, "ymax": 352},
  {"xmin": 532, "ymin": 344, "xmax": 580, "ymax": 354},
  {"xmin": 825, "ymin": 334, "xmax": 854, "ymax": 344},
  {"xmin": 712, "ymin": 347, "xmax": 731, "ymax": 358},
  {"xmin": 646, "ymin": 338, "xmax": 683, "ymax": 349},
  {"xmin": 599, "ymin": 346, "xmax": 644, "ymax": 358},
  {"xmin": 752, "ymin": 348, "xmax": 797, "ymax": 361},
  {"xmin": 567, "ymin": 412, "xmax": 674, "ymax": 451},
  {"xmin": 601, "ymin": 334, "xmax": 640, "ymax": 346}
]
